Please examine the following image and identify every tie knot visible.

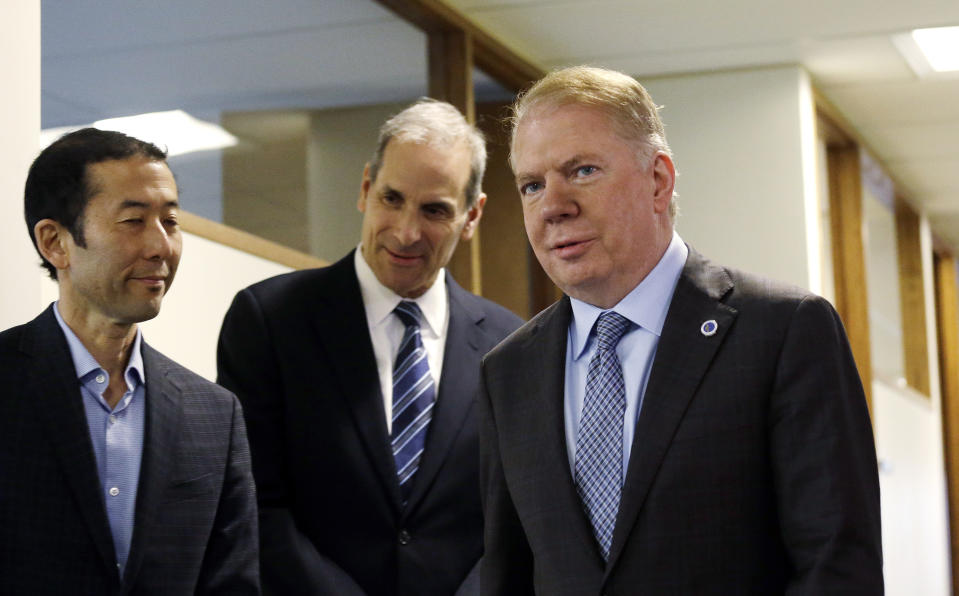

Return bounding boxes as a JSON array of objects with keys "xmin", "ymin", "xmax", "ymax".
[
  {"xmin": 594, "ymin": 311, "xmax": 631, "ymax": 351},
  {"xmin": 394, "ymin": 301, "xmax": 423, "ymax": 329}
]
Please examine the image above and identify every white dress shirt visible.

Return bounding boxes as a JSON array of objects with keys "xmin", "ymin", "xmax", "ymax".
[{"xmin": 354, "ymin": 248, "xmax": 449, "ymax": 433}]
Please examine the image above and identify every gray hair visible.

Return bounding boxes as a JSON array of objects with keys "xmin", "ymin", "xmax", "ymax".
[{"xmin": 369, "ymin": 98, "xmax": 487, "ymax": 207}]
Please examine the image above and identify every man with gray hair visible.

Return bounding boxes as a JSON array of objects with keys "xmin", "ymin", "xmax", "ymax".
[
  {"xmin": 218, "ymin": 99, "xmax": 522, "ymax": 595},
  {"xmin": 480, "ymin": 66, "xmax": 882, "ymax": 593}
]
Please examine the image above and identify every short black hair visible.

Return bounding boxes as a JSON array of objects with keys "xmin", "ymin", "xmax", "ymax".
[{"xmin": 24, "ymin": 127, "xmax": 168, "ymax": 279}]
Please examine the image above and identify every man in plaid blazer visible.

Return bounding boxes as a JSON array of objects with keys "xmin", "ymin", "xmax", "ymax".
[
  {"xmin": 480, "ymin": 66, "xmax": 883, "ymax": 594},
  {"xmin": 0, "ymin": 128, "xmax": 259, "ymax": 595}
]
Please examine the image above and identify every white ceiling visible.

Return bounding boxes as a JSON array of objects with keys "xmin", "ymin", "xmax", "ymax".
[{"xmin": 41, "ymin": 0, "xmax": 959, "ymax": 249}]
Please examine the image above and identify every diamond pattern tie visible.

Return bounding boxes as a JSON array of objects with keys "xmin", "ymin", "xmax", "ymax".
[
  {"xmin": 391, "ymin": 301, "xmax": 436, "ymax": 504},
  {"xmin": 575, "ymin": 310, "xmax": 631, "ymax": 561}
]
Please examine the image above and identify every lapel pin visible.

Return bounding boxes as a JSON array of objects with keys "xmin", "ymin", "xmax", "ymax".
[{"xmin": 700, "ymin": 320, "xmax": 718, "ymax": 337}]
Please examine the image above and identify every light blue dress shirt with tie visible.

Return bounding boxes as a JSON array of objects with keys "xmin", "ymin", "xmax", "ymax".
[
  {"xmin": 54, "ymin": 303, "xmax": 146, "ymax": 575},
  {"xmin": 564, "ymin": 232, "xmax": 688, "ymax": 478}
]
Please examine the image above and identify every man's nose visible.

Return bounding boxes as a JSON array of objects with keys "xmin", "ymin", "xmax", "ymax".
[
  {"xmin": 540, "ymin": 176, "xmax": 579, "ymax": 223},
  {"xmin": 393, "ymin": 207, "xmax": 423, "ymax": 245},
  {"xmin": 143, "ymin": 219, "xmax": 176, "ymax": 260}
]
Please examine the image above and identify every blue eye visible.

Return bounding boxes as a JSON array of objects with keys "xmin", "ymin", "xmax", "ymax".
[
  {"xmin": 575, "ymin": 165, "xmax": 597, "ymax": 177},
  {"xmin": 520, "ymin": 182, "xmax": 543, "ymax": 196}
]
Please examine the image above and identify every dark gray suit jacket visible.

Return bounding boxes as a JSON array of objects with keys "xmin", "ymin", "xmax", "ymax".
[
  {"xmin": 480, "ymin": 248, "xmax": 883, "ymax": 595},
  {"xmin": 0, "ymin": 305, "xmax": 260, "ymax": 595},
  {"xmin": 217, "ymin": 251, "xmax": 523, "ymax": 596}
]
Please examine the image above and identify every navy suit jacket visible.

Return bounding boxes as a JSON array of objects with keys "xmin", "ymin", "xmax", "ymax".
[
  {"xmin": 480, "ymin": 248, "xmax": 883, "ymax": 594},
  {"xmin": 217, "ymin": 252, "xmax": 523, "ymax": 596},
  {"xmin": 0, "ymin": 305, "xmax": 260, "ymax": 595}
]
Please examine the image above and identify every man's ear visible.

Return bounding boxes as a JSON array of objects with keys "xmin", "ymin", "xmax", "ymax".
[
  {"xmin": 358, "ymin": 163, "xmax": 372, "ymax": 213},
  {"xmin": 460, "ymin": 193, "xmax": 487, "ymax": 242},
  {"xmin": 33, "ymin": 219, "xmax": 71, "ymax": 272},
  {"xmin": 651, "ymin": 153, "xmax": 676, "ymax": 214}
]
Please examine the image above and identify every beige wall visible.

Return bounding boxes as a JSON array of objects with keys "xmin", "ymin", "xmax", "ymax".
[
  {"xmin": 0, "ymin": 1, "xmax": 42, "ymax": 330},
  {"xmin": 642, "ymin": 66, "xmax": 819, "ymax": 291}
]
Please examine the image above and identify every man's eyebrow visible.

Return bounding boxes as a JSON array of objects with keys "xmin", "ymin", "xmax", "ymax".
[
  {"xmin": 560, "ymin": 154, "xmax": 599, "ymax": 171},
  {"xmin": 118, "ymin": 199, "xmax": 180, "ymax": 209},
  {"xmin": 381, "ymin": 185, "xmax": 404, "ymax": 197}
]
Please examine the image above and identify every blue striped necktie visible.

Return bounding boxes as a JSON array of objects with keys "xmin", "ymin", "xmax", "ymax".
[
  {"xmin": 391, "ymin": 301, "xmax": 436, "ymax": 504},
  {"xmin": 575, "ymin": 310, "xmax": 631, "ymax": 561}
]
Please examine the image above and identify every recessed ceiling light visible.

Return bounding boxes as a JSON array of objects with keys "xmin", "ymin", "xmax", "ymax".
[
  {"xmin": 40, "ymin": 110, "xmax": 238, "ymax": 157},
  {"xmin": 894, "ymin": 26, "xmax": 959, "ymax": 78},
  {"xmin": 912, "ymin": 26, "xmax": 959, "ymax": 72}
]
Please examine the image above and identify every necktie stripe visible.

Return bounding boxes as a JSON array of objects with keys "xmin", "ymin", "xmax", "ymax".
[
  {"xmin": 397, "ymin": 451, "xmax": 424, "ymax": 484},
  {"xmin": 392, "ymin": 378, "xmax": 433, "ymax": 422},
  {"xmin": 390, "ymin": 301, "xmax": 436, "ymax": 505},
  {"xmin": 393, "ymin": 362, "xmax": 431, "ymax": 397},
  {"xmin": 393, "ymin": 341, "xmax": 423, "ymax": 375},
  {"xmin": 392, "ymin": 406, "xmax": 433, "ymax": 451}
]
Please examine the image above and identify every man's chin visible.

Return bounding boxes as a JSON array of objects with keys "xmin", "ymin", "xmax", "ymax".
[
  {"xmin": 116, "ymin": 301, "xmax": 164, "ymax": 325},
  {"xmin": 386, "ymin": 275, "xmax": 431, "ymax": 299}
]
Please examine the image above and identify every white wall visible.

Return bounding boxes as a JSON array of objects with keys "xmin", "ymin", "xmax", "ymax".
[
  {"xmin": 642, "ymin": 66, "xmax": 819, "ymax": 291},
  {"xmin": 0, "ymin": 1, "xmax": 42, "ymax": 331},
  {"xmin": 875, "ymin": 379, "xmax": 951, "ymax": 594}
]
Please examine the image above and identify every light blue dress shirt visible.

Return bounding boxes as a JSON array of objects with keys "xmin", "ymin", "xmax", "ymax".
[
  {"xmin": 564, "ymin": 232, "xmax": 688, "ymax": 478},
  {"xmin": 54, "ymin": 303, "xmax": 146, "ymax": 575}
]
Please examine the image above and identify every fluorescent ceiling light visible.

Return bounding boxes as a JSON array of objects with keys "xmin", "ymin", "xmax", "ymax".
[
  {"xmin": 894, "ymin": 26, "xmax": 959, "ymax": 77},
  {"xmin": 912, "ymin": 26, "xmax": 959, "ymax": 72},
  {"xmin": 40, "ymin": 110, "xmax": 238, "ymax": 157}
]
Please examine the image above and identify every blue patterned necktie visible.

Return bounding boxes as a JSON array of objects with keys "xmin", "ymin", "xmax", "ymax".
[
  {"xmin": 391, "ymin": 301, "xmax": 436, "ymax": 504},
  {"xmin": 575, "ymin": 310, "xmax": 631, "ymax": 561}
]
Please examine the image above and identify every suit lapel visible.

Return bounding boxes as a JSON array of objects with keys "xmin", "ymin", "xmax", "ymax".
[
  {"xmin": 403, "ymin": 277, "xmax": 480, "ymax": 512},
  {"xmin": 312, "ymin": 254, "xmax": 403, "ymax": 509},
  {"xmin": 123, "ymin": 343, "xmax": 182, "ymax": 586},
  {"xmin": 605, "ymin": 249, "xmax": 737, "ymax": 572},
  {"xmin": 25, "ymin": 307, "xmax": 120, "ymax": 579},
  {"xmin": 522, "ymin": 299, "xmax": 601, "ymax": 561}
]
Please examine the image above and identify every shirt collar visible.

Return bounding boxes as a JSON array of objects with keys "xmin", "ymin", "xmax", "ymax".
[
  {"xmin": 353, "ymin": 247, "xmax": 448, "ymax": 337},
  {"xmin": 53, "ymin": 301, "xmax": 145, "ymax": 386},
  {"xmin": 569, "ymin": 231, "xmax": 688, "ymax": 360}
]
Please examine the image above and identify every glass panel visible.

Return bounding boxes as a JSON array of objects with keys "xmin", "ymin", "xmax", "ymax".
[
  {"xmin": 861, "ymin": 151, "xmax": 906, "ymax": 385},
  {"xmin": 42, "ymin": 0, "xmax": 428, "ymax": 261}
]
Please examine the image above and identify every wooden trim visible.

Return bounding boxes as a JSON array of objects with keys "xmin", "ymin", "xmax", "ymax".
[
  {"xmin": 428, "ymin": 29, "xmax": 475, "ymax": 122},
  {"xmin": 826, "ymin": 145, "xmax": 873, "ymax": 412},
  {"xmin": 895, "ymin": 197, "xmax": 931, "ymax": 395},
  {"xmin": 179, "ymin": 210, "xmax": 327, "ymax": 270},
  {"xmin": 426, "ymin": 27, "xmax": 480, "ymax": 294},
  {"xmin": 935, "ymin": 252, "xmax": 959, "ymax": 596},
  {"xmin": 374, "ymin": 0, "xmax": 543, "ymax": 92}
]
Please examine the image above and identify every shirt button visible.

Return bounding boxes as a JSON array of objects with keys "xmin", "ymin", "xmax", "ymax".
[
  {"xmin": 398, "ymin": 529, "xmax": 411, "ymax": 545},
  {"xmin": 108, "ymin": 415, "xmax": 117, "ymax": 425},
  {"xmin": 95, "ymin": 373, "xmax": 106, "ymax": 384},
  {"xmin": 109, "ymin": 487, "xmax": 119, "ymax": 497}
]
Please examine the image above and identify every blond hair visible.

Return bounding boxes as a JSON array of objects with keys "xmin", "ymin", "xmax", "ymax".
[{"xmin": 509, "ymin": 65, "xmax": 677, "ymax": 216}]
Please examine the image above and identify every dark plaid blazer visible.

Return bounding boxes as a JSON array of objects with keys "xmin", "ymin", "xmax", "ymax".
[
  {"xmin": 217, "ymin": 251, "xmax": 523, "ymax": 596},
  {"xmin": 480, "ymin": 247, "xmax": 883, "ymax": 595},
  {"xmin": 0, "ymin": 305, "xmax": 260, "ymax": 595}
]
